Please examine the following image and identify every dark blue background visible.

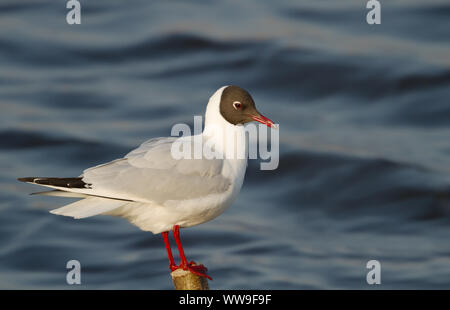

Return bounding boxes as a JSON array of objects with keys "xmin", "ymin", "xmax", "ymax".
[{"xmin": 0, "ymin": 0, "xmax": 449, "ymax": 289}]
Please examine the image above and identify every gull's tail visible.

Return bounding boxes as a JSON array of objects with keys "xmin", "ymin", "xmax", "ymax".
[
  {"xmin": 18, "ymin": 177, "xmax": 127, "ymax": 218},
  {"xmin": 49, "ymin": 196, "xmax": 126, "ymax": 219}
]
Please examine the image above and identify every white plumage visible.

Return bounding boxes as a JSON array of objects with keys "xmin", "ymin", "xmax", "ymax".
[{"xmin": 25, "ymin": 86, "xmax": 249, "ymax": 234}]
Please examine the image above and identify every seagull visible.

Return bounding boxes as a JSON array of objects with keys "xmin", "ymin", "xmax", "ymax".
[{"xmin": 18, "ymin": 85, "xmax": 276, "ymax": 280}]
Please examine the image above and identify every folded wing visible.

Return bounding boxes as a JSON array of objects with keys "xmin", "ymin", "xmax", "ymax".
[{"xmin": 80, "ymin": 137, "xmax": 231, "ymax": 203}]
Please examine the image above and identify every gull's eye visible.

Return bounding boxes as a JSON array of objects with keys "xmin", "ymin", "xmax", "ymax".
[{"xmin": 233, "ymin": 101, "xmax": 242, "ymax": 110}]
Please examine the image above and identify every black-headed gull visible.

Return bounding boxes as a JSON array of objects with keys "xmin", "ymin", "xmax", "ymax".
[{"xmin": 18, "ymin": 85, "xmax": 276, "ymax": 279}]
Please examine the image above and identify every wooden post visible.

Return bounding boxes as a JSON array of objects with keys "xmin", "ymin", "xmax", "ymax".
[{"xmin": 171, "ymin": 266, "xmax": 210, "ymax": 290}]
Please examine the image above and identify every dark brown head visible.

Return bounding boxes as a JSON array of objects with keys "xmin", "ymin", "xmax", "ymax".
[{"xmin": 219, "ymin": 85, "xmax": 276, "ymax": 128}]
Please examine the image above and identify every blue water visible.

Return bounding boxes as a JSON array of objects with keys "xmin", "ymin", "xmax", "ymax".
[{"xmin": 1, "ymin": 0, "xmax": 449, "ymax": 289}]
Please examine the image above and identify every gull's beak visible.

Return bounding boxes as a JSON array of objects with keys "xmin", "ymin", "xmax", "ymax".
[{"xmin": 250, "ymin": 113, "xmax": 278, "ymax": 129}]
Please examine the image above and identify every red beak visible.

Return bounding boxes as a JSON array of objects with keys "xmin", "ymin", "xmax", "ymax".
[{"xmin": 250, "ymin": 113, "xmax": 277, "ymax": 129}]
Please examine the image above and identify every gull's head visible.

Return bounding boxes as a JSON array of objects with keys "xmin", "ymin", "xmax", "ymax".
[{"xmin": 213, "ymin": 85, "xmax": 276, "ymax": 129}]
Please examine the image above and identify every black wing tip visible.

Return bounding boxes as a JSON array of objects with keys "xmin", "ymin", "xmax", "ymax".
[
  {"xmin": 18, "ymin": 177, "xmax": 36, "ymax": 183},
  {"xmin": 17, "ymin": 177, "xmax": 89, "ymax": 188}
]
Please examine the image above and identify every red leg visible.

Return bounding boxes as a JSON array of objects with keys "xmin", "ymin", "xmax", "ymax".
[
  {"xmin": 172, "ymin": 225, "xmax": 188, "ymax": 263},
  {"xmin": 172, "ymin": 225, "xmax": 212, "ymax": 280},
  {"xmin": 162, "ymin": 231, "xmax": 177, "ymax": 271}
]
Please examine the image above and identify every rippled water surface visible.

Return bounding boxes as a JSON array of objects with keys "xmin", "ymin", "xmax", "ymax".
[{"xmin": 1, "ymin": 0, "xmax": 449, "ymax": 289}]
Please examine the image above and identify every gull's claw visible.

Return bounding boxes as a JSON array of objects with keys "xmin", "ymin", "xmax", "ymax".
[{"xmin": 171, "ymin": 261, "xmax": 212, "ymax": 280}]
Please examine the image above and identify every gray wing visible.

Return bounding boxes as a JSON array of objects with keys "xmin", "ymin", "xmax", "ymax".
[{"xmin": 81, "ymin": 137, "xmax": 231, "ymax": 203}]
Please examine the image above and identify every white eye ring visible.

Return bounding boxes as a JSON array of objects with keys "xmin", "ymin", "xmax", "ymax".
[{"xmin": 233, "ymin": 101, "xmax": 242, "ymax": 110}]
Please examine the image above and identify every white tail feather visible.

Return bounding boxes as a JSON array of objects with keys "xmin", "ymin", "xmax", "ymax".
[
  {"xmin": 32, "ymin": 190, "xmax": 88, "ymax": 198},
  {"xmin": 50, "ymin": 197, "xmax": 126, "ymax": 219}
]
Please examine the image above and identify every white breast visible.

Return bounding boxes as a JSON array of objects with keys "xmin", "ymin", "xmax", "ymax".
[{"xmin": 104, "ymin": 86, "xmax": 249, "ymax": 233}]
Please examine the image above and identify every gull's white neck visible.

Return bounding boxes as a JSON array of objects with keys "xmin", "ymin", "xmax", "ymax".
[
  {"xmin": 203, "ymin": 87, "xmax": 248, "ymax": 181},
  {"xmin": 203, "ymin": 86, "xmax": 247, "ymax": 157}
]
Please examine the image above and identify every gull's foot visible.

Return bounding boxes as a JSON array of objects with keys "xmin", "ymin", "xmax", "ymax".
[
  {"xmin": 169, "ymin": 263, "xmax": 178, "ymax": 272},
  {"xmin": 170, "ymin": 261, "xmax": 212, "ymax": 280},
  {"xmin": 185, "ymin": 262, "xmax": 212, "ymax": 280}
]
